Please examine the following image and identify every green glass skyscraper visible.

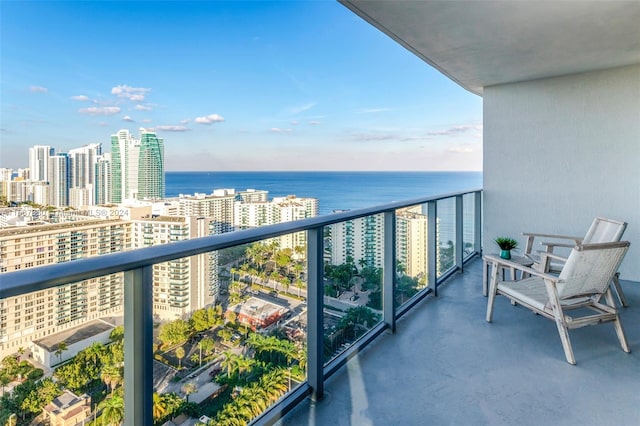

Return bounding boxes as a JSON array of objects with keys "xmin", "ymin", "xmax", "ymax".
[{"xmin": 137, "ymin": 130, "xmax": 164, "ymax": 200}]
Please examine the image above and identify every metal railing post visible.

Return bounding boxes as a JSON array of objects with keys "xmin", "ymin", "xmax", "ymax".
[
  {"xmin": 307, "ymin": 227, "xmax": 324, "ymax": 401},
  {"xmin": 383, "ymin": 210, "xmax": 397, "ymax": 332},
  {"xmin": 474, "ymin": 190, "xmax": 483, "ymax": 255},
  {"xmin": 124, "ymin": 266, "xmax": 153, "ymax": 426},
  {"xmin": 455, "ymin": 195, "xmax": 464, "ymax": 271},
  {"xmin": 428, "ymin": 201, "xmax": 438, "ymax": 296}
]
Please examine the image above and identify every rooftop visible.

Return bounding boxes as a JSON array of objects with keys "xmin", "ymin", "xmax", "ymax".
[
  {"xmin": 34, "ymin": 319, "xmax": 115, "ymax": 352},
  {"xmin": 280, "ymin": 258, "xmax": 640, "ymax": 425}
]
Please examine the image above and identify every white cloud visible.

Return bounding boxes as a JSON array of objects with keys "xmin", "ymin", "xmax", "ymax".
[
  {"xmin": 111, "ymin": 85, "xmax": 151, "ymax": 101},
  {"xmin": 122, "ymin": 116, "xmax": 135, "ymax": 122},
  {"xmin": 270, "ymin": 128, "xmax": 292, "ymax": 133},
  {"xmin": 135, "ymin": 104, "xmax": 152, "ymax": 111},
  {"xmin": 355, "ymin": 107, "xmax": 390, "ymax": 114},
  {"xmin": 155, "ymin": 125, "xmax": 191, "ymax": 132},
  {"xmin": 427, "ymin": 124, "xmax": 482, "ymax": 136},
  {"xmin": 79, "ymin": 106, "xmax": 121, "ymax": 116},
  {"xmin": 308, "ymin": 120, "xmax": 321, "ymax": 125},
  {"xmin": 30, "ymin": 86, "xmax": 48, "ymax": 93},
  {"xmin": 289, "ymin": 102, "xmax": 316, "ymax": 115},
  {"xmin": 290, "ymin": 120, "xmax": 299, "ymax": 125},
  {"xmin": 142, "ymin": 119, "xmax": 153, "ymax": 123},
  {"xmin": 194, "ymin": 114, "xmax": 225, "ymax": 125},
  {"xmin": 71, "ymin": 95, "xmax": 90, "ymax": 101},
  {"xmin": 180, "ymin": 119, "xmax": 191, "ymax": 124}
]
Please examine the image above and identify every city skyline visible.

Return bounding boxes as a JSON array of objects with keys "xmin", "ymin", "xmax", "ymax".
[{"xmin": 1, "ymin": 1, "xmax": 483, "ymax": 172}]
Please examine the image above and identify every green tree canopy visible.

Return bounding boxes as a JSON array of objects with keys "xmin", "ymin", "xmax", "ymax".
[{"xmin": 158, "ymin": 319, "xmax": 191, "ymax": 346}]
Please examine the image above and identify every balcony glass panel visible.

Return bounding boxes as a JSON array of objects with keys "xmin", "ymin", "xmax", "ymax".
[
  {"xmin": 0, "ymin": 190, "xmax": 482, "ymax": 425},
  {"xmin": 324, "ymin": 214, "xmax": 384, "ymax": 363},
  {"xmin": 437, "ymin": 197, "xmax": 456, "ymax": 276},
  {"xmin": 395, "ymin": 203, "xmax": 430, "ymax": 309},
  {"xmin": 462, "ymin": 192, "xmax": 477, "ymax": 259},
  {"xmin": 152, "ymin": 233, "xmax": 308, "ymax": 424}
]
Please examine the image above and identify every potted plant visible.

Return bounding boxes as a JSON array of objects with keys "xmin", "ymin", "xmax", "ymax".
[{"xmin": 494, "ymin": 237, "xmax": 518, "ymax": 259}]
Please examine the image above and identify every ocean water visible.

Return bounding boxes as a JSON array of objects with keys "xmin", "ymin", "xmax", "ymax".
[{"xmin": 166, "ymin": 171, "xmax": 482, "ymax": 215}]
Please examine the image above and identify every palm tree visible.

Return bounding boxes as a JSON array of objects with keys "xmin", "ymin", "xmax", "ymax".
[
  {"xmin": 54, "ymin": 341, "xmax": 68, "ymax": 364},
  {"xmin": 182, "ymin": 382, "xmax": 197, "ymax": 402},
  {"xmin": 99, "ymin": 394, "xmax": 124, "ymax": 426},
  {"xmin": 294, "ymin": 278, "xmax": 305, "ymax": 297},
  {"xmin": 100, "ymin": 364, "xmax": 122, "ymax": 394},
  {"xmin": 152, "ymin": 392, "xmax": 168, "ymax": 421},
  {"xmin": 175, "ymin": 346, "xmax": 185, "ymax": 369},
  {"xmin": 190, "ymin": 353, "xmax": 200, "ymax": 366},
  {"xmin": 199, "ymin": 336, "xmax": 215, "ymax": 364},
  {"xmin": 220, "ymin": 350, "xmax": 238, "ymax": 376},
  {"xmin": 85, "ymin": 342, "xmax": 106, "ymax": 368}
]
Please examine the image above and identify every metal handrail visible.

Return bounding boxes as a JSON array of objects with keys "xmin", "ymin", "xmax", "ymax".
[
  {"xmin": 0, "ymin": 188, "xmax": 483, "ymax": 426},
  {"xmin": 1, "ymin": 188, "xmax": 482, "ymax": 298}
]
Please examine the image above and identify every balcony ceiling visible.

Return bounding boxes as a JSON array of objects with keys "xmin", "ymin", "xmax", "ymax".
[{"xmin": 340, "ymin": 0, "xmax": 640, "ymax": 95}]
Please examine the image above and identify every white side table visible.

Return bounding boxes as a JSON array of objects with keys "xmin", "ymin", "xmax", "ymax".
[{"xmin": 482, "ymin": 253, "xmax": 534, "ymax": 296}]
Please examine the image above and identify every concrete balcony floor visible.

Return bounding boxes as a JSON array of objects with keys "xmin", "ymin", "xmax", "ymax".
[{"xmin": 280, "ymin": 257, "xmax": 640, "ymax": 426}]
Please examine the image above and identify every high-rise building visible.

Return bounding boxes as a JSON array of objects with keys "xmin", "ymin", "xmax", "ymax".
[
  {"xmin": 48, "ymin": 153, "xmax": 69, "ymax": 208},
  {"xmin": 396, "ymin": 207, "xmax": 429, "ymax": 278},
  {"xmin": 110, "ymin": 129, "xmax": 139, "ymax": 203},
  {"xmin": 110, "ymin": 129, "xmax": 163, "ymax": 202},
  {"xmin": 235, "ymin": 195, "xmax": 318, "ymax": 251},
  {"xmin": 68, "ymin": 144, "xmax": 101, "ymax": 200},
  {"xmin": 178, "ymin": 190, "xmax": 236, "ymax": 234},
  {"xmin": 131, "ymin": 216, "xmax": 215, "ymax": 320},
  {"xmin": 0, "ymin": 219, "xmax": 129, "ymax": 360},
  {"xmin": 329, "ymin": 214, "xmax": 385, "ymax": 268},
  {"xmin": 29, "ymin": 145, "xmax": 55, "ymax": 182},
  {"xmin": 236, "ymin": 189, "xmax": 269, "ymax": 203},
  {"xmin": 0, "ymin": 168, "xmax": 13, "ymax": 181},
  {"xmin": 137, "ymin": 130, "xmax": 164, "ymax": 200},
  {"xmin": 95, "ymin": 153, "xmax": 112, "ymax": 205}
]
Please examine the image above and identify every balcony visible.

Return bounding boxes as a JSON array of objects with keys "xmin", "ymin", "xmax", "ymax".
[
  {"xmin": 3, "ymin": 190, "xmax": 484, "ymax": 424},
  {"xmin": 3, "ymin": 187, "xmax": 638, "ymax": 425},
  {"xmin": 279, "ymin": 259, "xmax": 640, "ymax": 425}
]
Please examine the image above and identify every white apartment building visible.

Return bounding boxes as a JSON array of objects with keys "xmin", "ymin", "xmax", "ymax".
[
  {"xmin": 0, "ymin": 168, "xmax": 13, "ymax": 181},
  {"xmin": 48, "ymin": 154, "xmax": 69, "ymax": 208},
  {"xmin": 28, "ymin": 145, "xmax": 54, "ymax": 182},
  {"xmin": 234, "ymin": 195, "xmax": 318, "ymax": 251},
  {"xmin": 329, "ymin": 214, "xmax": 385, "ymax": 268},
  {"xmin": 396, "ymin": 207, "xmax": 429, "ymax": 279},
  {"xmin": 178, "ymin": 190, "xmax": 236, "ymax": 235},
  {"xmin": 329, "ymin": 206, "xmax": 438, "ymax": 278},
  {"xmin": 0, "ymin": 219, "xmax": 129, "ymax": 360},
  {"xmin": 130, "ymin": 216, "xmax": 217, "ymax": 320},
  {"xmin": 94, "ymin": 153, "xmax": 112, "ymax": 205},
  {"xmin": 68, "ymin": 144, "xmax": 101, "ymax": 188}
]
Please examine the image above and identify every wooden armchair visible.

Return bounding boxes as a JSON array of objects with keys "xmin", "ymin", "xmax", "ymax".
[
  {"xmin": 486, "ymin": 241, "xmax": 631, "ymax": 365},
  {"xmin": 522, "ymin": 217, "xmax": 628, "ymax": 306}
]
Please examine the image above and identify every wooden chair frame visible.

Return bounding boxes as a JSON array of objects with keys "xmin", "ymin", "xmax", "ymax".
[{"xmin": 486, "ymin": 241, "xmax": 631, "ymax": 365}]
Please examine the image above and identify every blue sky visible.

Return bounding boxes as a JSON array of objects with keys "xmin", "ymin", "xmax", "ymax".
[{"xmin": 1, "ymin": 1, "xmax": 483, "ymax": 171}]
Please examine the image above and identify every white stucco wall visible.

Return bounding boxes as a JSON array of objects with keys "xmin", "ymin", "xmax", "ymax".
[{"xmin": 483, "ymin": 64, "xmax": 640, "ymax": 281}]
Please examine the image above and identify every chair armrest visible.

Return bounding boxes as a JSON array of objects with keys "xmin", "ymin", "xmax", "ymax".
[
  {"xmin": 488, "ymin": 256, "xmax": 560, "ymax": 282},
  {"xmin": 540, "ymin": 241, "xmax": 576, "ymax": 250},
  {"xmin": 539, "ymin": 252, "xmax": 568, "ymax": 262},
  {"xmin": 521, "ymin": 232, "xmax": 583, "ymax": 255},
  {"xmin": 521, "ymin": 232, "xmax": 583, "ymax": 241}
]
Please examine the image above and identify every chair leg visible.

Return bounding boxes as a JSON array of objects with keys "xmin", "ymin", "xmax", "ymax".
[
  {"xmin": 612, "ymin": 273, "xmax": 629, "ymax": 308},
  {"xmin": 486, "ymin": 263, "xmax": 500, "ymax": 323},
  {"xmin": 553, "ymin": 317, "xmax": 576, "ymax": 365},
  {"xmin": 605, "ymin": 289, "xmax": 631, "ymax": 353},
  {"xmin": 614, "ymin": 315, "xmax": 631, "ymax": 353}
]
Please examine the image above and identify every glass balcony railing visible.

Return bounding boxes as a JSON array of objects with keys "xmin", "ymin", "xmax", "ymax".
[{"xmin": 0, "ymin": 189, "xmax": 481, "ymax": 425}]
